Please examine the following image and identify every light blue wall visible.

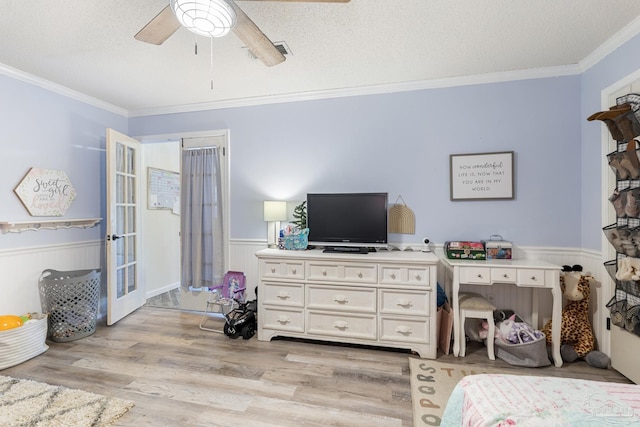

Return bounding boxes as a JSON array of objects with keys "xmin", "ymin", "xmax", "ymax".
[
  {"xmin": 130, "ymin": 76, "xmax": 583, "ymax": 247},
  {"xmin": 3, "ymin": 30, "xmax": 640, "ymax": 252},
  {"xmin": 0, "ymin": 75, "xmax": 127, "ymax": 249}
]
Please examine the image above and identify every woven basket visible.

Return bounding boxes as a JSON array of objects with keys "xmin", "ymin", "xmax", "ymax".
[
  {"xmin": 39, "ymin": 269, "xmax": 101, "ymax": 342},
  {"xmin": 0, "ymin": 314, "xmax": 48, "ymax": 370}
]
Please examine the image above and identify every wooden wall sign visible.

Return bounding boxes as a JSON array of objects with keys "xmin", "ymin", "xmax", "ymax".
[{"xmin": 14, "ymin": 168, "xmax": 77, "ymax": 216}]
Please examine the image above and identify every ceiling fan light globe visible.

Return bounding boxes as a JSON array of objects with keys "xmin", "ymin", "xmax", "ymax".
[{"xmin": 170, "ymin": 0, "xmax": 236, "ymax": 38}]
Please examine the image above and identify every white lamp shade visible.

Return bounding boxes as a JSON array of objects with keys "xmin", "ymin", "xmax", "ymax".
[
  {"xmin": 170, "ymin": 0, "xmax": 237, "ymax": 38},
  {"xmin": 264, "ymin": 201, "xmax": 288, "ymax": 222}
]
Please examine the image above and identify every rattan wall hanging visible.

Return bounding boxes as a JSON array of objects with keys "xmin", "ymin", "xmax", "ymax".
[{"xmin": 389, "ymin": 195, "xmax": 415, "ymax": 234}]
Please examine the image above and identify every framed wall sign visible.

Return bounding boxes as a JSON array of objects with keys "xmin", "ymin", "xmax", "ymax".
[
  {"xmin": 14, "ymin": 167, "xmax": 77, "ymax": 216},
  {"xmin": 450, "ymin": 151, "xmax": 514, "ymax": 201}
]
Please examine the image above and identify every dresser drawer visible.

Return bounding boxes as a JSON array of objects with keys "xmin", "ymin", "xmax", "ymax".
[
  {"xmin": 262, "ymin": 307, "xmax": 304, "ymax": 333},
  {"xmin": 261, "ymin": 259, "xmax": 304, "ymax": 280},
  {"xmin": 306, "ymin": 285, "xmax": 376, "ymax": 313},
  {"xmin": 261, "ymin": 282, "xmax": 304, "ymax": 307},
  {"xmin": 306, "ymin": 261, "xmax": 377, "ymax": 284},
  {"xmin": 517, "ymin": 269, "xmax": 547, "ymax": 287},
  {"xmin": 307, "ymin": 311, "xmax": 376, "ymax": 340},
  {"xmin": 379, "ymin": 289, "xmax": 431, "ymax": 316},
  {"xmin": 491, "ymin": 268, "xmax": 516, "ymax": 283},
  {"xmin": 379, "ymin": 316, "xmax": 430, "ymax": 343},
  {"xmin": 460, "ymin": 267, "xmax": 491, "ymax": 284},
  {"xmin": 379, "ymin": 265, "xmax": 430, "ymax": 287}
]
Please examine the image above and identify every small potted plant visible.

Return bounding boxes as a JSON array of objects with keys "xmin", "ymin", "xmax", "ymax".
[{"xmin": 292, "ymin": 201, "xmax": 307, "ymax": 230}]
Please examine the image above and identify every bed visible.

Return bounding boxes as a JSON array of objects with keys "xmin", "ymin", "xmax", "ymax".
[{"xmin": 440, "ymin": 374, "xmax": 640, "ymax": 426}]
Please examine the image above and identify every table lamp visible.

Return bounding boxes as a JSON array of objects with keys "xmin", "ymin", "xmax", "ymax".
[{"xmin": 264, "ymin": 201, "xmax": 287, "ymax": 248}]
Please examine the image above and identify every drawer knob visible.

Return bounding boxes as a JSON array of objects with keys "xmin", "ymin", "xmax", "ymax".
[
  {"xmin": 277, "ymin": 291, "xmax": 291, "ymax": 300},
  {"xmin": 477, "ymin": 274, "xmax": 483, "ymax": 278},
  {"xmin": 271, "ymin": 267, "xmax": 276, "ymax": 273},
  {"xmin": 358, "ymin": 272, "xmax": 363, "ymax": 278},
  {"xmin": 333, "ymin": 321, "xmax": 349, "ymax": 330},
  {"xmin": 322, "ymin": 270, "xmax": 327, "ymax": 276},
  {"xmin": 292, "ymin": 268, "xmax": 297, "ymax": 274},
  {"xmin": 333, "ymin": 295, "xmax": 349, "ymax": 304},
  {"xmin": 396, "ymin": 299, "xmax": 413, "ymax": 308},
  {"xmin": 531, "ymin": 276, "xmax": 537, "ymax": 281},
  {"xmin": 414, "ymin": 274, "xmax": 421, "ymax": 281},
  {"xmin": 277, "ymin": 315, "xmax": 291, "ymax": 324},
  {"xmin": 390, "ymin": 273, "xmax": 396, "ymax": 279},
  {"xmin": 395, "ymin": 325, "xmax": 412, "ymax": 335},
  {"xmin": 503, "ymin": 274, "xmax": 508, "ymax": 278}
]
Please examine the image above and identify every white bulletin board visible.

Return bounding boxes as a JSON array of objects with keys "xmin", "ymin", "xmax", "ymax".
[
  {"xmin": 148, "ymin": 167, "xmax": 180, "ymax": 211},
  {"xmin": 450, "ymin": 151, "xmax": 514, "ymax": 201}
]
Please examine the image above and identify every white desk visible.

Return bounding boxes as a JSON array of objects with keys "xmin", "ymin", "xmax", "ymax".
[{"xmin": 441, "ymin": 257, "xmax": 563, "ymax": 367}]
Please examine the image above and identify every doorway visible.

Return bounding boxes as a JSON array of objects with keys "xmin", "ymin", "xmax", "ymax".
[{"xmin": 140, "ymin": 130, "xmax": 230, "ymax": 310}]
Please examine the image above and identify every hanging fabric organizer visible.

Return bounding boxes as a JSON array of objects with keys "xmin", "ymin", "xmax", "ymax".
[
  {"xmin": 590, "ymin": 94, "xmax": 640, "ymax": 337},
  {"xmin": 388, "ymin": 195, "xmax": 415, "ymax": 234}
]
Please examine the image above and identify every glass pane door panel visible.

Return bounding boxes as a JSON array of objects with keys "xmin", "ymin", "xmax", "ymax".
[
  {"xmin": 126, "ymin": 147, "xmax": 134, "ymax": 174},
  {"xmin": 116, "ymin": 175, "xmax": 124, "ymax": 203},
  {"xmin": 116, "ymin": 238, "xmax": 124, "ymax": 267},
  {"xmin": 116, "ymin": 144, "xmax": 124, "ymax": 173},
  {"xmin": 127, "ymin": 176, "xmax": 135, "ymax": 203},
  {"xmin": 127, "ymin": 265, "xmax": 136, "ymax": 293},
  {"xmin": 127, "ymin": 206, "xmax": 136, "ymax": 233},
  {"xmin": 117, "ymin": 268, "xmax": 125, "ymax": 298},
  {"xmin": 127, "ymin": 237, "xmax": 135, "ymax": 263},
  {"xmin": 116, "ymin": 206, "xmax": 125, "ymax": 234}
]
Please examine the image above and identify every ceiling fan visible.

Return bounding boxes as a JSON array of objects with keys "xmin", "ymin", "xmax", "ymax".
[{"xmin": 135, "ymin": 0, "xmax": 350, "ymax": 67}]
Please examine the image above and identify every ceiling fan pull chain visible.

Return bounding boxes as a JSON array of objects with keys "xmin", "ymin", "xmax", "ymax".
[
  {"xmin": 194, "ymin": 40, "xmax": 198, "ymax": 55},
  {"xmin": 210, "ymin": 38, "xmax": 215, "ymax": 90}
]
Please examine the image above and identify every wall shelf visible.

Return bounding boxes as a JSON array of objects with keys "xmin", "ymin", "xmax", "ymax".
[{"xmin": 0, "ymin": 218, "xmax": 102, "ymax": 234}]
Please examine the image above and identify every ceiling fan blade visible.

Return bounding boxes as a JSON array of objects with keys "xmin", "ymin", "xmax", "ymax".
[
  {"xmin": 228, "ymin": 1, "xmax": 286, "ymax": 67},
  {"xmin": 134, "ymin": 5, "xmax": 182, "ymax": 45}
]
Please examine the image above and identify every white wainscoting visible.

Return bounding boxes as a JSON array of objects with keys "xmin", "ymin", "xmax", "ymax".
[
  {"xmin": 1, "ymin": 239, "xmax": 614, "ymax": 356},
  {"xmin": 0, "ymin": 240, "xmax": 103, "ymax": 316}
]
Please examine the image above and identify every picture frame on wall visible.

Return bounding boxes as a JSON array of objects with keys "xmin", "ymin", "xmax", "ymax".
[{"xmin": 449, "ymin": 151, "xmax": 514, "ymax": 201}]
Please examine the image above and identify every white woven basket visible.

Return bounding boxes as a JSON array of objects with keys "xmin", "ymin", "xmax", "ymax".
[{"xmin": 0, "ymin": 314, "xmax": 48, "ymax": 370}]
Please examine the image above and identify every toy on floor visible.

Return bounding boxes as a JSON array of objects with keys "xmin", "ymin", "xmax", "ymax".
[
  {"xmin": 224, "ymin": 288, "xmax": 258, "ymax": 340},
  {"xmin": 541, "ymin": 265, "xmax": 610, "ymax": 369}
]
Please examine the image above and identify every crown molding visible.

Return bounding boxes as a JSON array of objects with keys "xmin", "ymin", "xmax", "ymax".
[
  {"xmin": 128, "ymin": 64, "xmax": 581, "ymax": 118},
  {"xmin": 0, "ymin": 63, "xmax": 127, "ymax": 117},
  {"xmin": 579, "ymin": 15, "xmax": 640, "ymax": 72}
]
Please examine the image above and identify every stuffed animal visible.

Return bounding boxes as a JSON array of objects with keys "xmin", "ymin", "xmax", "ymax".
[
  {"xmin": 495, "ymin": 313, "xmax": 544, "ymax": 344},
  {"xmin": 615, "ymin": 257, "xmax": 640, "ymax": 281},
  {"xmin": 541, "ymin": 265, "xmax": 610, "ymax": 369}
]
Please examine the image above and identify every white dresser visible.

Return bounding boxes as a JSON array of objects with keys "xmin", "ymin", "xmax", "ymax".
[{"xmin": 255, "ymin": 248, "xmax": 440, "ymax": 358}]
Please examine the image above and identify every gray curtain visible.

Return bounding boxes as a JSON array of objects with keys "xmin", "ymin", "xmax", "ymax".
[{"xmin": 180, "ymin": 147, "xmax": 224, "ymax": 290}]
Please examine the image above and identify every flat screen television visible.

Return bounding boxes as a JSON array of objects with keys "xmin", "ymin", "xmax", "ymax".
[{"xmin": 306, "ymin": 192, "xmax": 388, "ymax": 252}]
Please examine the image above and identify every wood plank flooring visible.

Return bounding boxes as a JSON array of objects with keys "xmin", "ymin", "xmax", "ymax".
[{"xmin": 2, "ymin": 306, "xmax": 632, "ymax": 426}]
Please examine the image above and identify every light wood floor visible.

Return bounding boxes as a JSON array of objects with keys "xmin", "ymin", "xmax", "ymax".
[{"xmin": 2, "ymin": 306, "xmax": 632, "ymax": 427}]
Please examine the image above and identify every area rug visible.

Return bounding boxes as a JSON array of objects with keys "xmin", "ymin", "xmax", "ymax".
[
  {"xmin": 409, "ymin": 358, "xmax": 505, "ymax": 427},
  {"xmin": 0, "ymin": 375, "xmax": 134, "ymax": 427}
]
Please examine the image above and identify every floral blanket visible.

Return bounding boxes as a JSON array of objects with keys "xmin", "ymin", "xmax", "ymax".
[{"xmin": 440, "ymin": 374, "xmax": 640, "ymax": 426}]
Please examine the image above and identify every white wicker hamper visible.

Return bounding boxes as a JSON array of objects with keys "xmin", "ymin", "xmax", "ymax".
[{"xmin": 0, "ymin": 314, "xmax": 48, "ymax": 370}]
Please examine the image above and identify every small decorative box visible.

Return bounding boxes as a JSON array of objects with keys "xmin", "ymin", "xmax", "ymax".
[
  {"xmin": 444, "ymin": 241, "xmax": 486, "ymax": 260},
  {"xmin": 483, "ymin": 235, "xmax": 513, "ymax": 259}
]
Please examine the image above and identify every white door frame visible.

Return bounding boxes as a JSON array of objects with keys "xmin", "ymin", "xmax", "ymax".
[{"xmin": 137, "ymin": 129, "xmax": 231, "ymax": 291}]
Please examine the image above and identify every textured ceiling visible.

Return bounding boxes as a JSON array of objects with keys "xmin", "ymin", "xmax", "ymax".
[{"xmin": 1, "ymin": 0, "xmax": 640, "ymax": 115}]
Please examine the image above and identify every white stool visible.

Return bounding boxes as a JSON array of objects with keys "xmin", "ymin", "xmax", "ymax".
[{"xmin": 458, "ymin": 292, "xmax": 496, "ymax": 360}]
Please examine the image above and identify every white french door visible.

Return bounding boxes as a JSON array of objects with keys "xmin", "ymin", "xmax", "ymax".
[{"xmin": 106, "ymin": 129, "xmax": 145, "ymax": 325}]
